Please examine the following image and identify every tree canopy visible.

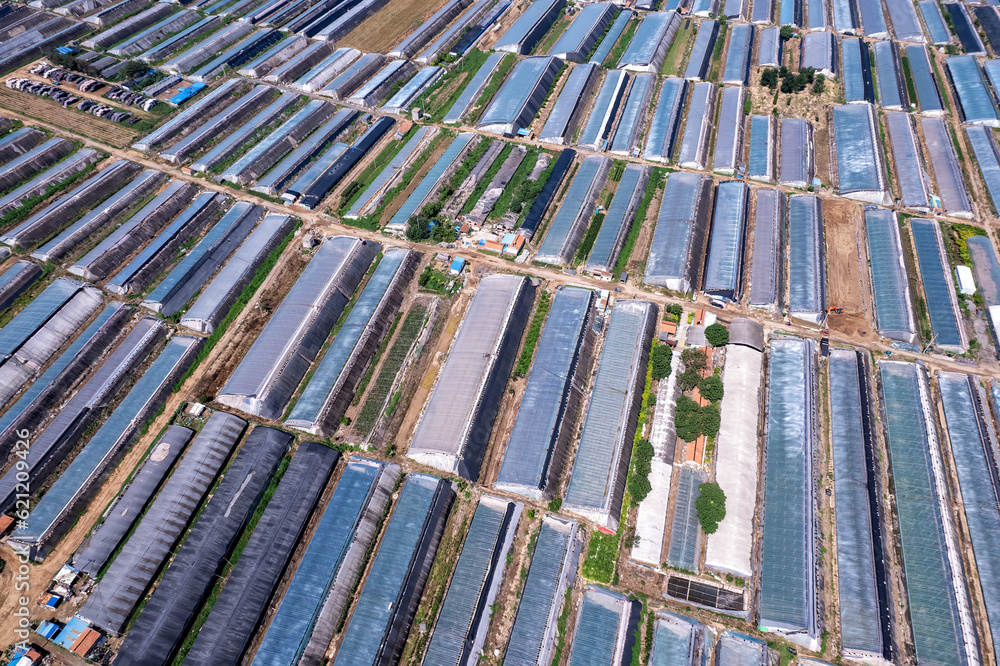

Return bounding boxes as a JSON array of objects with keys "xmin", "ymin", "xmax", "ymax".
[
  {"xmin": 704, "ymin": 322, "xmax": 729, "ymax": 346},
  {"xmin": 696, "ymin": 482, "xmax": 727, "ymax": 534}
]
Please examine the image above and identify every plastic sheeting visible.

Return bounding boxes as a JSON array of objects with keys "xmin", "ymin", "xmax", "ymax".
[
  {"xmin": 115, "ymin": 427, "xmax": 290, "ymax": 666},
  {"xmin": 945, "ymin": 55, "xmax": 999, "ymax": 126},
  {"xmin": 540, "ymin": 63, "xmax": 598, "ymax": 143},
  {"xmin": 333, "ymin": 474, "xmax": 455, "ymax": 666},
  {"xmin": 579, "ymin": 70, "xmax": 628, "ymax": 150},
  {"xmin": 864, "ymin": 209, "xmax": 917, "ymax": 342},
  {"xmin": 537, "ymin": 155, "xmax": 610, "ymax": 264},
  {"xmin": 944, "ymin": 4, "xmax": 984, "ymax": 56},
  {"xmin": 904, "ymin": 45, "xmax": 943, "ymax": 113},
  {"xmin": 686, "ymin": 20, "xmax": 718, "ymax": 80},
  {"xmin": 966, "ymin": 125, "xmax": 1000, "ymax": 214},
  {"xmin": 617, "ymin": 10, "xmax": 679, "ymax": 72},
  {"xmin": 747, "ymin": 115, "xmax": 774, "ymax": 182},
  {"xmin": 757, "ymin": 25, "xmax": 781, "ymax": 67},
  {"xmin": 800, "ymin": 32, "xmax": 834, "ymax": 76},
  {"xmin": 0, "ymin": 138, "xmax": 73, "ymax": 193},
  {"xmin": 758, "ymin": 337, "xmax": 816, "ymax": 638},
  {"xmin": 218, "ymin": 236, "xmax": 378, "ymax": 419},
  {"xmin": 252, "ymin": 458, "xmax": 399, "ymax": 666},
  {"xmin": 873, "ymin": 40, "xmax": 906, "ymax": 109},
  {"xmin": 567, "ymin": 586, "xmax": 633, "ymax": 664},
  {"xmin": 493, "ymin": 0, "xmax": 563, "ymax": 54},
  {"xmin": 884, "ymin": 0, "xmax": 923, "ymax": 41},
  {"xmin": 909, "ymin": 218, "xmax": 964, "ymax": 349},
  {"xmin": 937, "ymin": 372, "xmax": 1000, "ymax": 663},
  {"xmin": 749, "ymin": 190, "xmax": 784, "ymax": 308},
  {"xmin": 832, "ymin": 104, "xmax": 889, "ymax": 203},
  {"xmin": 884, "ymin": 112, "xmax": 928, "ymax": 209},
  {"xmin": 713, "ymin": 86, "xmax": 745, "ymax": 174},
  {"xmin": 0, "ymin": 261, "xmax": 40, "ymax": 313},
  {"xmin": 408, "ymin": 274, "xmax": 534, "ymax": 480},
  {"xmin": 878, "ymin": 362, "xmax": 973, "ymax": 666},
  {"xmin": 387, "ymin": 133, "xmax": 473, "ymax": 229},
  {"xmin": 703, "ymin": 180, "xmax": 748, "ymax": 299},
  {"xmin": 495, "ymin": 286, "xmax": 594, "ymax": 498},
  {"xmin": 423, "ymin": 496, "xmax": 520, "ymax": 666},
  {"xmin": 645, "ymin": 172, "xmax": 713, "ymax": 291},
  {"xmin": 787, "ymin": 195, "xmax": 826, "ymax": 322},
  {"xmin": 859, "ymin": 0, "xmax": 887, "ymax": 36},
  {"xmin": 565, "ymin": 299, "xmax": 655, "ymax": 530},
  {"xmin": 585, "ymin": 164, "xmax": 648, "ymax": 275},
  {"xmin": 678, "ymin": 81, "xmax": 716, "ymax": 170},
  {"xmin": 0, "ymin": 277, "xmax": 80, "ymax": 357},
  {"xmin": 610, "ymin": 72, "xmax": 653, "ymax": 155},
  {"xmin": 72, "ymin": 426, "xmax": 192, "ymax": 576},
  {"xmin": 918, "ymin": 0, "xmax": 950, "ymax": 44},
  {"xmin": 716, "ymin": 632, "xmax": 768, "ymax": 665},
  {"xmin": 779, "ymin": 117, "xmax": 813, "ymax": 187},
  {"xmin": 286, "ymin": 248, "xmax": 417, "ymax": 436},
  {"xmin": 184, "ymin": 440, "xmax": 338, "ymax": 666},
  {"xmin": 650, "ymin": 612, "xmax": 704, "ymax": 665},
  {"xmin": 643, "ymin": 77, "xmax": 686, "ymax": 162},
  {"xmin": 921, "ymin": 116, "xmax": 972, "ymax": 217},
  {"xmin": 505, "ymin": 516, "xmax": 581, "ymax": 666},
  {"xmin": 549, "ymin": 2, "xmax": 616, "ymax": 61},
  {"xmin": 842, "ymin": 38, "xmax": 873, "ymax": 103},
  {"xmin": 722, "ymin": 23, "xmax": 753, "ymax": 85},
  {"xmin": 666, "ymin": 466, "xmax": 706, "ymax": 571}
]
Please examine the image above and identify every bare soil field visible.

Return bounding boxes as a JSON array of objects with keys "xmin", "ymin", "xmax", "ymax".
[
  {"xmin": 0, "ymin": 86, "xmax": 141, "ymax": 149},
  {"xmin": 339, "ymin": 0, "xmax": 448, "ymax": 53},
  {"xmin": 823, "ymin": 196, "xmax": 872, "ymax": 341}
]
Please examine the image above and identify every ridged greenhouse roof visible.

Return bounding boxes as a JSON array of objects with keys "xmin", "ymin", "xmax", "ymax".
[
  {"xmin": 549, "ymin": 2, "xmax": 615, "ymax": 60},
  {"xmin": 918, "ymin": 0, "xmax": 950, "ymax": 44},
  {"xmin": 747, "ymin": 115, "xmax": 773, "ymax": 181},
  {"xmin": 722, "ymin": 23, "xmax": 753, "ymax": 84},
  {"xmin": 494, "ymin": 0, "xmax": 562, "ymax": 51},
  {"xmin": 758, "ymin": 337, "xmax": 816, "ymax": 635},
  {"xmin": 968, "ymin": 234, "xmax": 1000, "ymax": 307},
  {"xmin": 779, "ymin": 118, "xmax": 811, "ymax": 186},
  {"xmin": 567, "ymin": 586, "xmax": 630, "ymax": 665},
  {"xmin": 617, "ymin": 11, "xmax": 675, "ymax": 68},
  {"xmin": 873, "ymin": 41, "xmax": 905, "ymax": 109},
  {"xmin": 643, "ymin": 77, "xmax": 686, "ymax": 161},
  {"xmin": 586, "ymin": 164, "xmax": 647, "ymax": 273},
  {"xmin": 712, "ymin": 86, "xmax": 744, "ymax": 173},
  {"xmin": 610, "ymin": 72, "xmax": 653, "ymax": 154},
  {"xmin": 864, "ymin": 209, "xmax": 916, "ymax": 341},
  {"xmin": 579, "ymin": 70, "xmax": 628, "ymax": 149},
  {"xmin": 787, "ymin": 195, "xmax": 825, "ymax": 318},
  {"xmin": 842, "ymin": 38, "xmax": 870, "ymax": 102},
  {"xmin": 859, "ymin": 0, "xmax": 887, "ymax": 36},
  {"xmin": 832, "ymin": 104, "xmax": 886, "ymax": 196},
  {"xmin": 884, "ymin": 112, "xmax": 928, "ymax": 209},
  {"xmin": 748, "ymin": 189, "xmax": 784, "ymax": 307},
  {"xmin": 904, "ymin": 45, "xmax": 943, "ymax": 113},
  {"xmin": 945, "ymin": 56, "xmax": 1000, "ymax": 125},
  {"xmin": 0, "ymin": 277, "xmax": 80, "ymax": 357},
  {"xmin": 537, "ymin": 155, "xmax": 609, "ymax": 263},
  {"xmin": 909, "ymin": 218, "xmax": 964, "ymax": 347},
  {"xmin": 703, "ymin": 180, "xmax": 748, "ymax": 296},
  {"xmin": 443, "ymin": 51, "xmax": 506, "ymax": 124},
  {"xmin": 884, "ymin": 0, "xmax": 924, "ymax": 41},
  {"xmin": 666, "ymin": 466, "xmax": 705, "ymax": 571},
  {"xmin": 388, "ymin": 133, "xmax": 473, "ymax": 228},
  {"xmin": 589, "ymin": 9, "xmax": 632, "ymax": 65},
  {"xmin": 966, "ymin": 124, "xmax": 1000, "ymax": 214},
  {"xmin": 645, "ymin": 172, "xmax": 710, "ymax": 289},
  {"xmin": 921, "ymin": 116, "xmax": 972, "ymax": 216},
  {"xmin": 650, "ymin": 612, "xmax": 700, "ymax": 666},
  {"xmin": 541, "ymin": 63, "xmax": 598, "ymax": 143}
]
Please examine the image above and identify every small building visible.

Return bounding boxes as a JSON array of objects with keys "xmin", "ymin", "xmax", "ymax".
[
  {"xmin": 449, "ymin": 257, "xmax": 466, "ymax": 275},
  {"xmin": 34, "ymin": 621, "xmax": 60, "ymax": 640},
  {"xmin": 955, "ymin": 265, "xmax": 977, "ymax": 295}
]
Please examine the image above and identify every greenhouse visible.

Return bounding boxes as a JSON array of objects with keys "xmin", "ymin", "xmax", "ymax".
[
  {"xmin": 218, "ymin": 236, "xmax": 378, "ymax": 419},
  {"xmin": 138, "ymin": 15, "xmax": 222, "ymax": 62},
  {"xmin": 134, "ymin": 79, "xmax": 244, "ymax": 150},
  {"xmin": 921, "ymin": 117, "xmax": 973, "ymax": 217},
  {"xmin": 564, "ymin": 299, "xmax": 655, "ymax": 530},
  {"xmin": 779, "ymin": 117, "xmax": 813, "ymax": 187},
  {"xmin": 945, "ymin": 55, "xmax": 1000, "ymax": 126},
  {"xmin": 392, "ymin": 0, "xmax": 475, "ymax": 58},
  {"xmin": 713, "ymin": 86, "xmax": 746, "ymax": 175},
  {"xmin": 549, "ymin": 2, "xmax": 616, "ymax": 62},
  {"xmin": 721, "ymin": 23, "xmax": 753, "ymax": 85},
  {"xmin": 747, "ymin": 115, "xmax": 775, "ymax": 182},
  {"xmin": 666, "ymin": 466, "xmax": 706, "ymax": 572},
  {"xmin": 477, "ymin": 56, "xmax": 561, "ymax": 136},
  {"xmin": 106, "ymin": 192, "xmax": 225, "ymax": 296},
  {"xmin": 318, "ymin": 53, "xmax": 386, "ymax": 100},
  {"xmin": 181, "ymin": 214, "xmax": 294, "ymax": 334},
  {"xmin": 703, "ymin": 181, "xmax": 748, "ymax": 300},
  {"xmin": 945, "ymin": 4, "xmax": 984, "ymax": 55},
  {"xmin": 115, "ymin": 427, "xmax": 290, "ymax": 666},
  {"xmin": 937, "ymin": 372, "xmax": 1000, "ymax": 663},
  {"xmin": 965, "ymin": 125, "xmax": 1000, "ymax": 213},
  {"xmin": 751, "ymin": 0, "xmax": 771, "ymax": 22},
  {"xmin": 0, "ymin": 128, "xmax": 43, "ymax": 166},
  {"xmin": 617, "ymin": 11, "xmax": 679, "ymax": 72},
  {"xmin": 872, "ymin": 40, "xmax": 906, "ymax": 109},
  {"xmin": 423, "ymin": 496, "xmax": 522, "ymax": 665},
  {"xmin": 909, "ymin": 218, "xmax": 965, "ymax": 350},
  {"xmin": 678, "ymin": 81, "xmax": 717, "ymax": 170},
  {"xmin": 69, "ymin": 426, "xmax": 189, "ymax": 578},
  {"xmin": 917, "ymin": 0, "xmax": 951, "ymax": 44},
  {"xmin": 800, "ymin": 32, "xmax": 835, "ymax": 77},
  {"xmin": 692, "ymin": 0, "xmax": 719, "ymax": 17},
  {"xmin": 345, "ymin": 127, "xmax": 437, "ymax": 218},
  {"xmin": 642, "ymin": 77, "xmax": 687, "ymax": 162},
  {"xmin": 0, "ymin": 261, "xmax": 39, "ymax": 313},
  {"xmin": 190, "ymin": 29, "xmax": 286, "ymax": 82},
  {"xmin": 705, "ymin": 343, "xmax": 762, "ymax": 577},
  {"xmin": 566, "ymin": 587, "xmax": 636, "ymax": 665},
  {"xmin": 0, "ymin": 277, "xmax": 86, "ymax": 358},
  {"xmin": 238, "ymin": 34, "xmax": 309, "ymax": 79},
  {"xmin": 649, "ymin": 612, "xmax": 705, "ymax": 665},
  {"xmin": 645, "ymin": 172, "xmax": 713, "ymax": 291},
  {"xmin": 610, "ymin": 72, "xmax": 654, "ymax": 155},
  {"xmin": 589, "ymin": 8, "xmax": 631, "ymax": 64},
  {"xmin": 333, "ymin": 474, "xmax": 455, "ymax": 666},
  {"xmin": 0, "ymin": 137, "xmax": 72, "ymax": 193},
  {"xmin": 903, "ymin": 45, "xmax": 944, "ymax": 114},
  {"xmin": 495, "ymin": 286, "xmax": 595, "ymax": 499},
  {"xmin": 493, "ymin": 0, "xmax": 563, "ymax": 54},
  {"xmin": 685, "ymin": 19, "xmax": 718, "ymax": 80},
  {"xmin": 884, "ymin": 0, "xmax": 923, "ymax": 41},
  {"xmin": 443, "ymin": 51, "xmax": 507, "ymax": 124},
  {"xmin": 828, "ymin": 349, "xmax": 891, "ymax": 661},
  {"xmin": 297, "ymin": 116, "xmax": 395, "ymax": 210},
  {"xmin": 191, "ymin": 93, "xmax": 299, "ymax": 173},
  {"xmin": 348, "ymin": 59, "xmax": 415, "ymax": 107},
  {"xmin": 265, "ymin": 41, "xmax": 336, "ymax": 84},
  {"xmin": 578, "ymin": 69, "xmax": 628, "ymax": 151},
  {"xmin": 285, "ymin": 248, "xmax": 417, "ymax": 436},
  {"xmin": 183, "ymin": 440, "xmax": 339, "ymax": 666},
  {"xmin": 540, "ymin": 63, "xmax": 599, "ymax": 144},
  {"xmin": 859, "ymin": 0, "xmax": 888, "ymax": 37},
  {"xmin": 883, "ymin": 113, "xmax": 928, "ymax": 210},
  {"xmin": 842, "ymin": 38, "xmax": 873, "ymax": 103},
  {"xmin": 251, "ymin": 459, "xmax": 400, "ymax": 666},
  {"xmin": 748, "ymin": 189, "xmax": 785, "ymax": 309},
  {"xmin": 417, "ymin": 0, "xmax": 503, "ymax": 61},
  {"xmin": 520, "ymin": 149, "xmax": 575, "ymax": 237},
  {"xmin": 10, "ymin": 333, "xmax": 200, "ymax": 559},
  {"xmin": 0, "ymin": 148, "xmax": 100, "ymax": 219},
  {"xmin": 536, "ymin": 155, "xmax": 610, "ymax": 264},
  {"xmin": 715, "ymin": 632, "xmax": 769, "ymax": 666},
  {"xmin": 864, "ymin": 209, "xmax": 918, "ymax": 343},
  {"xmin": 878, "ymin": 362, "xmax": 976, "ymax": 666},
  {"xmin": 831, "ymin": 104, "xmax": 890, "ymax": 204},
  {"xmin": 830, "ymin": 0, "xmax": 854, "ymax": 32},
  {"xmin": 584, "ymin": 164, "xmax": 648, "ymax": 277},
  {"xmin": 505, "ymin": 516, "xmax": 582, "ymax": 666},
  {"xmin": 723, "ymin": 0, "xmax": 747, "ymax": 19},
  {"xmin": 282, "ymin": 142, "xmax": 349, "ymax": 204},
  {"xmin": 385, "ymin": 132, "xmax": 475, "ymax": 231},
  {"xmin": 758, "ymin": 337, "xmax": 817, "ymax": 647},
  {"xmin": 967, "ymin": 235, "xmax": 1000, "ymax": 353},
  {"xmin": 806, "ymin": 0, "xmax": 827, "ymax": 28},
  {"xmin": 143, "ymin": 201, "xmax": 265, "ymax": 315},
  {"xmin": 757, "ymin": 26, "xmax": 781, "ymax": 67},
  {"xmin": 976, "ymin": 6, "xmax": 1000, "ymax": 52},
  {"xmin": 787, "ymin": 195, "xmax": 826, "ymax": 323},
  {"xmin": 408, "ymin": 274, "xmax": 533, "ymax": 480}
]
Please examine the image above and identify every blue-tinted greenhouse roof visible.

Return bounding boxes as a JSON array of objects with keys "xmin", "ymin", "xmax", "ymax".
[
  {"xmin": 945, "ymin": 55, "xmax": 999, "ymax": 125},
  {"xmin": 909, "ymin": 218, "xmax": 964, "ymax": 347},
  {"xmin": 703, "ymin": 180, "xmax": 748, "ymax": 297},
  {"xmin": 904, "ymin": 45, "xmax": 943, "ymax": 113},
  {"xmin": 864, "ymin": 209, "xmax": 916, "ymax": 341}
]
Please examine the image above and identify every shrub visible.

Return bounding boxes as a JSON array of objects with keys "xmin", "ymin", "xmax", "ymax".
[
  {"xmin": 696, "ymin": 482, "xmax": 727, "ymax": 534},
  {"xmin": 651, "ymin": 344, "xmax": 672, "ymax": 380},
  {"xmin": 704, "ymin": 322, "xmax": 729, "ymax": 346},
  {"xmin": 780, "ymin": 24, "xmax": 793, "ymax": 40},
  {"xmin": 698, "ymin": 375, "xmax": 724, "ymax": 402},
  {"xmin": 702, "ymin": 404, "xmax": 721, "ymax": 438}
]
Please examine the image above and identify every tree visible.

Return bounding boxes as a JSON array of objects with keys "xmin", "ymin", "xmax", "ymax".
[
  {"xmin": 681, "ymin": 347, "xmax": 707, "ymax": 371},
  {"xmin": 760, "ymin": 68, "xmax": 778, "ymax": 89},
  {"xmin": 702, "ymin": 404, "xmax": 721, "ymax": 438},
  {"xmin": 119, "ymin": 60, "xmax": 148, "ymax": 80},
  {"xmin": 779, "ymin": 24, "xmax": 794, "ymax": 40},
  {"xmin": 696, "ymin": 482, "xmax": 727, "ymax": 534},
  {"xmin": 813, "ymin": 74, "xmax": 826, "ymax": 94},
  {"xmin": 704, "ymin": 322, "xmax": 729, "ymax": 346},
  {"xmin": 405, "ymin": 213, "xmax": 432, "ymax": 241},
  {"xmin": 651, "ymin": 344, "xmax": 672, "ymax": 380},
  {"xmin": 675, "ymin": 396, "xmax": 703, "ymax": 441},
  {"xmin": 698, "ymin": 375, "xmax": 724, "ymax": 402}
]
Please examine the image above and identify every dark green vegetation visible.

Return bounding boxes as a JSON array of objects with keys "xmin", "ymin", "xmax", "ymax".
[{"xmin": 696, "ymin": 482, "xmax": 727, "ymax": 534}]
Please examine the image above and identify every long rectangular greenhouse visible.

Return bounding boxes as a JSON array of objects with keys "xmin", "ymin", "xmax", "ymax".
[
  {"xmin": 703, "ymin": 180, "xmax": 748, "ymax": 300},
  {"xmin": 645, "ymin": 172, "xmax": 713, "ymax": 292},
  {"xmin": 864, "ymin": 209, "xmax": 918, "ymax": 343},
  {"xmin": 787, "ymin": 195, "xmax": 826, "ymax": 323},
  {"xmin": 584, "ymin": 164, "xmax": 649, "ymax": 277},
  {"xmin": 536, "ymin": 155, "xmax": 610, "ymax": 265},
  {"xmin": 909, "ymin": 218, "xmax": 966, "ymax": 350},
  {"xmin": 883, "ymin": 112, "xmax": 929, "ymax": 211},
  {"xmin": 831, "ymin": 103, "xmax": 890, "ymax": 204}
]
